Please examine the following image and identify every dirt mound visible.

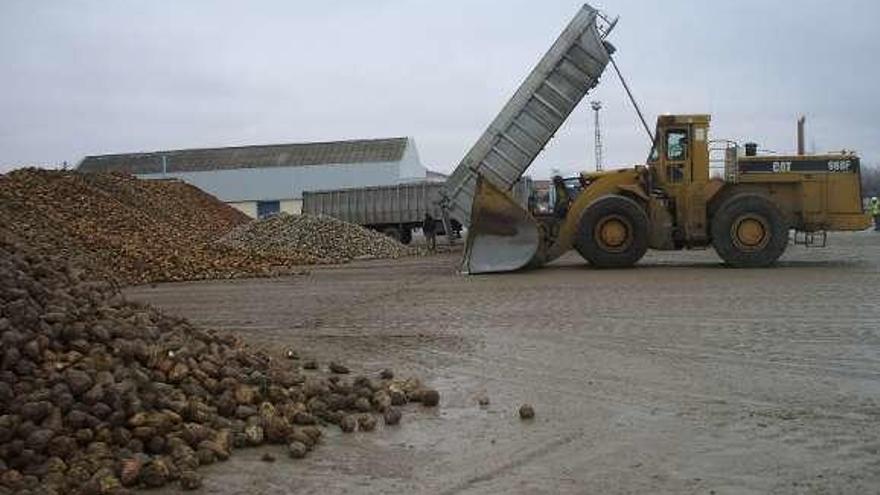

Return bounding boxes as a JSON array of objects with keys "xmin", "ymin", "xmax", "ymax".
[
  {"xmin": 0, "ymin": 169, "xmax": 312, "ymax": 285},
  {"xmin": 220, "ymin": 213, "xmax": 413, "ymax": 263},
  {"xmin": 0, "ymin": 229, "xmax": 433, "ymax": 494}
]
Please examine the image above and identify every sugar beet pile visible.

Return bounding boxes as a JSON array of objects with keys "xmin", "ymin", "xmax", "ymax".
[
  {"xmin": 0, "ymin": 169, "xmax": 412, "ymax": 285},
  {"xmin": 0, "ymin": 229, "xmax": 438, "ymax": 494},
  {"xmin": 220, "ymin": 213, "xmax": 412, "ymax": 263}
]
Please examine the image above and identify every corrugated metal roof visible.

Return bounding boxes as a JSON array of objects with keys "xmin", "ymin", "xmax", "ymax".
[{"xmin": 78, "ymin": 137, "xmax": 409, "ymax": 175}]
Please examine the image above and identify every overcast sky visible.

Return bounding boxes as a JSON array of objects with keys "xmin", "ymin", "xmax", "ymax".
[{"xmin": 2, "ymin": 0, "xmax": 878, "ymax": 177}]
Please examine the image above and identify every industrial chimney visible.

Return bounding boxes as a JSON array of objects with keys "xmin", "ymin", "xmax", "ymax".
[{"xmin": 797, "ymin": 116, "xmax": 806, "ymax": 156}]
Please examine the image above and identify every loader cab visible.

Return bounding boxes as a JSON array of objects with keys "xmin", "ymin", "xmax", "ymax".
[
  {"xmin": 647, "ymin": 114, "xmax": 712, "ymax": 243},
  {"xmin": 648, "ymin": 114, "xmax": 711, "ymax": 189}
]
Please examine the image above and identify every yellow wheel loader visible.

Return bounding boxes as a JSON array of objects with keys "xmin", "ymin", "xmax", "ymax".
[{"xmin": 441, "ymin": 4, "xmax": 870, "ymax": 274}]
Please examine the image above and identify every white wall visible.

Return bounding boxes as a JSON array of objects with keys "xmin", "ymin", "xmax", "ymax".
[
  {"xmin": 228, "ymin": 199, "xmax": 301, "ymax": 218},
  {"xmin": 135, "ymin": 137, "xmax": 429, "ymax": 204},
  {"xmin": 229, "ymin": 201, "xmax": 257, "ymax": 218},
  {"xmin": 138, "ymin": 161, "xmax": 401, "ymax": 203},
  {"xmin": 397, "ymin": 137, "xmax": 429, "ymax": 182},
  {"xmin": 281, "ymin": 199, "xmax": 302, "ymax": 215}
]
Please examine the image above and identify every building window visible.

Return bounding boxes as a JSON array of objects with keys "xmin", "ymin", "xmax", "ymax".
[{"xmin": 257, "ymin": 200, "xmax": 281, "ymax": 219}]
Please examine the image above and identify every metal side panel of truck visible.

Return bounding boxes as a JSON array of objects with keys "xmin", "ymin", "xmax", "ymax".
[
  {"xmin": 302, "ymin": 179, "xmax": 533, "ymax": 227},
  {"xmin": 442, "ymin": 3, "xmax": 612, "ymax": 228},
  {"xmin": 302, "ymin": 182, "xmax": 447, "ymax": 226}
]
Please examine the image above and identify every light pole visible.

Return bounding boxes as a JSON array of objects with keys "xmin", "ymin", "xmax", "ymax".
[{"xmin": 590, "ymin": 101, "xmax": 603, "ymax": 172}]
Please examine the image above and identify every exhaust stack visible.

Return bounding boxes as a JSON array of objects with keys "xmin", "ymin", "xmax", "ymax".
[{"xmin": 797, "ymin": 116, "xmax": 806, "ymax": 156}]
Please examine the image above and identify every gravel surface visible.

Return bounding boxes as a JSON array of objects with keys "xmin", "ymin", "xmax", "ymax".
[{"xmin": 128, "ymin": 231, "xmax": 880, "ymax": 494}]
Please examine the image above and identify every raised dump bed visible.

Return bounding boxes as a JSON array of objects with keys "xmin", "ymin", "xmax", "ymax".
[{"xmin": 443, "ymin": 3, "xmax": 614, "ymax": 227}]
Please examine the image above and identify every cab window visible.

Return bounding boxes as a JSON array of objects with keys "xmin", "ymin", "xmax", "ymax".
[{"xmin": 666, "ymin": 129, "xmax": 688, "ymax": 161}]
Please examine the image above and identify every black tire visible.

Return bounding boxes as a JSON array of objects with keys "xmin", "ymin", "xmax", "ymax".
[
  {"xmin": 399, "ymin": 228, "xmax": 412, "ymax": 245},
  {"xmin": 381, "ymin": 226, "xmax": 402, "ymax": 243},
  {"xmin": 574, "ymin": 195, "xmax": 649, "ymax": 268},
  {"xmin": 711, "ymin": 194, "xmax": 788, "ymax": 267}
]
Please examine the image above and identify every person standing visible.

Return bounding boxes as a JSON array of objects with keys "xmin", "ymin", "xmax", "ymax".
[
  {"xmin": 551, "ymin": 175, "xmax": 571, "ymax": 219},
  {"xmin": 423, "ymin": 213, "xmax": 437, "ymax": 251},
  {"xmin": 871, "ymin": 197, "xmax": 880, "ymax": 231}
]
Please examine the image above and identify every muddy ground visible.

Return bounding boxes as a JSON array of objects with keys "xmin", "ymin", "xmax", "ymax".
[{"xmin": 126, "ymin": 232, "xmax": 880, "ymax": 494}]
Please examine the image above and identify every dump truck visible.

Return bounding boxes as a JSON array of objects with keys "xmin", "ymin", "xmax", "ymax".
[
  {"xmin": 442, "ymin": 3, "xmax": 871, "ymax": 274},
  {"xmin": 302, "ymin": 179, "xmax": 534, "ymax": 244}
]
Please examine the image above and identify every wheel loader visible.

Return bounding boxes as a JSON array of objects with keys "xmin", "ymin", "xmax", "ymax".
[{"xmin": 441, "ymin": 4, "xmax": 870, "ymax": 274}]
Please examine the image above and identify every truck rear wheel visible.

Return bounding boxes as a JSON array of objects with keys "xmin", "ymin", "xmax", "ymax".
[
  {"xmin": 575, "ymin": 195, "xmax": 649, "ymax": 268},
  {"xmin": 711, "ymin": 194, "xmax": 788, "ymax": 267},
  {"xmin": 381, "ymin": 226, "xmax": 402, "ymax": 243},
  {"xmin": 399, "ymin": 228, "xmax": 412, "ymax": 245}
]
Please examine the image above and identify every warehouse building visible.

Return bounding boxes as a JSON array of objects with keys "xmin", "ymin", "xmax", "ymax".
[{"xmin": 78, "ymin": 137, "xmax": 428, "ymax": 217}]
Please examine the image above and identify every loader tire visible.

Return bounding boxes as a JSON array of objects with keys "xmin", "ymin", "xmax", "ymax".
[
  {"xmin": 575, "ymin": 195, "xmax": 648, "ymax": 268},
  {"xmin": 711, "ymin": 194, "xmax": 788, "ymax": 267}
]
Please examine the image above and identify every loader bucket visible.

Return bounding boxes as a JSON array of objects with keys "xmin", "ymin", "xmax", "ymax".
[{"xmin": 463, "ymin": 177, "xmax": 542, "ymax": 274}]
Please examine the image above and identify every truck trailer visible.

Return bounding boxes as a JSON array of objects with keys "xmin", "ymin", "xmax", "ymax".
[{"xmin": 302, "ymin": 179, "xmax": 533, "ymax": 244}]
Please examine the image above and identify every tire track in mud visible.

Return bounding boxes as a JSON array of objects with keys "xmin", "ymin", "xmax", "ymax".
[
  {"xmin": 283, "ymin": 302, "xmax": 880, "ymax": 390},
  {"xmin": 328, "ymin": 332, "xmax": 880, "ymax": 426},
  {"xmin": 435, "ymin": 430, "xmax": 586, "ymax": 495}
]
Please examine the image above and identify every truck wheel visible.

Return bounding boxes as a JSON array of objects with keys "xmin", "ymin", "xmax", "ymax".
[
  {"xmin": 711, "ymin": 194, "xmax": 788, "ymax": 267},
  {"xmin": 575, "ymin": 195, "xmax": 649, "ymax": 268},
  {"xmin": 381, "ymin": 227, "xmax": 402, "ymax": 243},
  {"xmin": 400, "ymin": 228, "xmax": 412, "ymax": 245}
]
